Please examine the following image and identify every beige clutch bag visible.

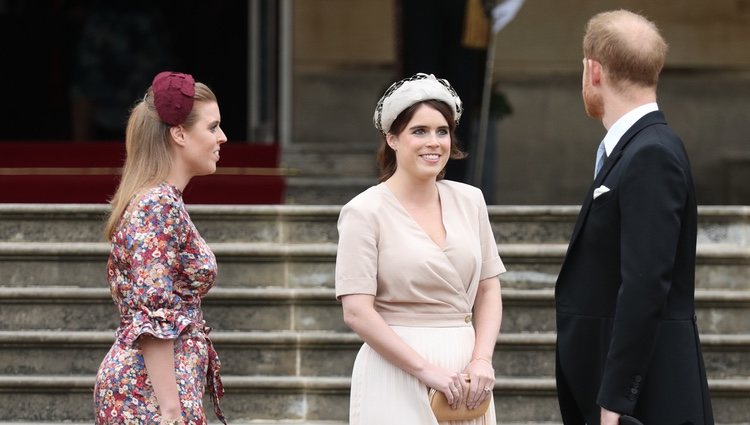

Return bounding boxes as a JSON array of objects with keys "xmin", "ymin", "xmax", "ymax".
[{"xmin": 428, "ymin": 374, "xmax": 491, "ymax": 422}]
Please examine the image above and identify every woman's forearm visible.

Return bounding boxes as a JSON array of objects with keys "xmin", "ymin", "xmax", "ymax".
[
  {"xmin": 471, "ymin": 277, "xmax": 502, "ymax": 361},
  {"xmin": 342, "ymin": 294, "xmax": 428, "ymax": 376},
  {"xmin": 140, "ymin": 336, "xmax": 182, "ymax": 420}
]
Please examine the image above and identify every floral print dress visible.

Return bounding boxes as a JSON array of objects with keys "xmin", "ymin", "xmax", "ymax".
[{"xmin": 94, "ymin": 183, "xmax": 225, "ymax": 424}]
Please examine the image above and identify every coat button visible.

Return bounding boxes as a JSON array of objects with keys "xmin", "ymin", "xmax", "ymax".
[
  {"xmin": 634, "ymin": 375, "xmax": 642, "ymax": 383},
  {"xmin": 631, "ymin": 388, "xmax": 638, "ymax": 394},
  {"xmin": 464, "ymin": 315, "xmax": 472, "ymax": 323}
]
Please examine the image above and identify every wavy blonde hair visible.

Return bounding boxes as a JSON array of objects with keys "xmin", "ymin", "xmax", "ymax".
[{"xmin": 104, "ymin": 82, "xmax": 217, "ymax": 240}]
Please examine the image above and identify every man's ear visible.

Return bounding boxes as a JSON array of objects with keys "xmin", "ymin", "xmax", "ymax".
[
  {"xmin": 587, "ymin": 59, "xmax": 603, "ymax": 86},
  {"xmin": 170, "ymin": 125, "xmax": 186, "ymax": 147}
]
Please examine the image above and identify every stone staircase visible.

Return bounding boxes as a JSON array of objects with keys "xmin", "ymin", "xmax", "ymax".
[
  {"xmin": 0, "ymin": 204, "xmax": 748, "ymax": 424},
  {"xmin": 282, "ymin": 142, "xmax": 378, "ymax": 205}
]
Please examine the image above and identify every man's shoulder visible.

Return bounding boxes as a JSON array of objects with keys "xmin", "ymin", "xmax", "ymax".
[{"xmin": 628, "ymin": 121, "xmax": 683, "ymax": 153}]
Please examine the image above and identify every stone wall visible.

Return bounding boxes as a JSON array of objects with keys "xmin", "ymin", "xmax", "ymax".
[
  {"xmin": 291, "ymin": 0, "xmax": 750, "ymax": 204},
  {"xmin": 494, "ymin": 71, "xmax": 750, "ymax": 204}
]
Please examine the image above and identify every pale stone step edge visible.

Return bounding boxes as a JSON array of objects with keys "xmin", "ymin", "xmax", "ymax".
[
  {"xmin": 0, "ymin": 423, "xmax": 570, "ymax": 425},
  {"xmin": 0, "ymin": 242, "xmax": 748, "ymax": 262},
  {"xmin": 1, "ymin": 423, "xmax": 744, "ymax": 425},
  {"xmin": 0, "ymin": 421, "xmax": 571, "ymax": 425},
  {"xmin": 2, "ymin": 287, "xmax": 749, "ymax": 306},
  {"xmin": 0, "ymin": 203, "xmax": 345, "ymax": 217},
  {"xmin": 0, "ymin": 375, "xmax": 554, "ymax": 392},
  {"xmin": 0, "ymin": 423, "xmax": 742, "ymax": 425},
  {"xmin": 0, "ymin": 422, "xmax": 348, "ymax": 425},
  {"xmin": 282, "ymin": 141, "xmax": 378, "ymax": 153},
  {"xmin": 286, "ymin": 177, "xmax": 374, "ymax": 188},
  {"xmin": 1, "ymin": 330, "xmax": 748, "ymax": 349},
  {"xmin": 0, "ymin": 375, "xmax": 748, "ymax": 395},
  {"xmin": 1, "ymin": 204, "xmax": 746, "ymax": 220},
  {"xmin": 0, "ymin": 419, "xmax": 350, "ymax": 425}
]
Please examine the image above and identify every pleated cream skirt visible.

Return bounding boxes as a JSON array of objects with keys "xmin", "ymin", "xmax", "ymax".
[{"xmin": 349, "ymin": 325, "xmax": 495, "ymax": 425}]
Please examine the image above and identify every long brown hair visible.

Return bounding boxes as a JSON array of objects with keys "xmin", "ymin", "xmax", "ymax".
[
  {"xmin": 104, "ymin": 82, "xmax": 217, "ymax": 240},
  {"xmin": 377, "ymin": 99, "xmax": 465, "ymax": 182}
]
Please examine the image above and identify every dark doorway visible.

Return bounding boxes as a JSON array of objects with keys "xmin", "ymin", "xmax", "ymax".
[{"xmin": 0, "ymin": 0, "xmax": 249, "ymax": 143}]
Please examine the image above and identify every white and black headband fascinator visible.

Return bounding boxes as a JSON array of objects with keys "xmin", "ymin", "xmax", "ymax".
[{"xmin": 373, "ymin": 73, "xmax": 463, "ymax": 135}]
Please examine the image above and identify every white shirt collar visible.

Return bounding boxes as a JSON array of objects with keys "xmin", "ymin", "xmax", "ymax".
[{"xmin": 600, "ymin": 102, "xmax": 659, "ymax": 156}]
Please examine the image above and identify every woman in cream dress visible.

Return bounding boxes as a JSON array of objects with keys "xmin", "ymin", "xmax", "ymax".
[{"xmin": 335, "ymin": 73, "xmax": 505, "ymax": 424}]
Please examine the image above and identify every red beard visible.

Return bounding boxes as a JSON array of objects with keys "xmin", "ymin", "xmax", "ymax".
[{"xmin": 582, "ymin": 82, "xmax": 604, "ymax": 120}]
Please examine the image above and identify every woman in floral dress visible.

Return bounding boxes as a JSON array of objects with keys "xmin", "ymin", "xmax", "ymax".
[{"xmin": 94, "ymin": 72, "xmax": 227, "ymax": 425}]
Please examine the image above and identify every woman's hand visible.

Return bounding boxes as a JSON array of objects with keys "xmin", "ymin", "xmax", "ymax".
[
  {"xmin": 466, "ymin": 277, "xmax": 501, "ymax": 409},
  {"xmin": 600, "ymin": 406, "xmax": 621, "ymax": 425},
  {"xmin": 418, "ymin": 366, "xmax": 467, "ymax": 409},
  {"xmin": 463, "ymin": 357, "xmax": 495, "ymax": 410}
]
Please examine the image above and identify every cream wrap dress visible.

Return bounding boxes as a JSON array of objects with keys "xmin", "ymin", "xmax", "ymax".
[{"xmin": 336, "ymin": 180, "xmax": 506, "ymax": 424}]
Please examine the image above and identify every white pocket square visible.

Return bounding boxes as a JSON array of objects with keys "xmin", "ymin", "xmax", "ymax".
[{"xmin": 593, "ymin": 185, "xmax": 610, "ymax": 199}]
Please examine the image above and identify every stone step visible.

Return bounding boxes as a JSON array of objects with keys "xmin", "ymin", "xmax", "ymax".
[
  {"xmin": 0, "ymin": 375, "xmax": 747, "ymax": 423},
  {"xmin": 0, "ymin": 423, "xmax": 565, "ymax": 425},
  {"xmin": 2, "ymin": 330, "xmax": 748, "ymax": 380},
  {"xmin": 0, "ymin": 418, "xmax": 745, "ymax": 424},
  {"xmin": 0, "ymin": 204, "xmax": 348, "ymax": 244},
  {"xmin": 1, "ymin": 414, "xmax": 743, "ymax": 425},
  {"xmin": 0, "ymin": 423, "xmax": 350, "ymax": 425},
  {"xmin": 285, "ymin": 177, "xmax": 374, "ymax": 205},
  {"xmin": 1, "ymin": 242, "xmax": 748, "ymax": 290},
  {"xmin": 4, "ymin": 422, "xmax": 730, "ymax": 425},
  {"xmin": 0, "ymin": 422, "xmax": 594, "ymax": 425},
  {"xmin": 1, "ymin": 287, "xmax": 749, "ymax": 335},
  {"xmin": 0, "ymin": 241, "xmax": 341, "ymax": 289},
  {"xmin": 1, "ymin": 204, "xmax": 747, "ymax": 245},
  {"xmin": 281, "ymin": 142, "xmax": 379, "ymax": 179},
  {"xmin": 0, "ymin": 375, "xmax": 557, "ymax": 422}
]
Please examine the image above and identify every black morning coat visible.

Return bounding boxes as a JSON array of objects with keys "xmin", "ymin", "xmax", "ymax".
[{"xmin": 554, "ymin": 111, "xmax": 715, "ymax": 424}]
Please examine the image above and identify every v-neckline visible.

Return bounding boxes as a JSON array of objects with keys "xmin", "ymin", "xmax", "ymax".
[{"xmin": 381, "ymin": 182, "xmax": 449, "ymax": 251}]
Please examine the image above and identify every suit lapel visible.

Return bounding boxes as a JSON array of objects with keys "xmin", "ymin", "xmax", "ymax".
[
  {"xmin": 566, "ymin": 150, "xmax": 624, "ymax": 252},
  {"xmin": 566, "ymin": 111, "xmax": 667, "ymax": 252}
]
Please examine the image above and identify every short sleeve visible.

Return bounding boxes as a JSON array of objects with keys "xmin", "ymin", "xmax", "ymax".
[
  {"xmin": 335, "ymin": 202, "xmax": 379, "ymax": 299},
  {"xmin": 477, "ymin": 192, "xmax": 505, "ymax": 280},
  {"xmin": 119, "ymin": 193, "xmax": 193, "ymax": 346}
]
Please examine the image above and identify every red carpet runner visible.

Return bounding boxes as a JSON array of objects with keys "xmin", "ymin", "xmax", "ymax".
[{"xmin": 0, "ymin": 142, "xmax": 285, "ymax": 204}]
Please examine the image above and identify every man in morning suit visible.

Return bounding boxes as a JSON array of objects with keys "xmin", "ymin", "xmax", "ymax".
[{"xmin": 554, "ymin": 10, "xmax": 714, "ymax": 425}]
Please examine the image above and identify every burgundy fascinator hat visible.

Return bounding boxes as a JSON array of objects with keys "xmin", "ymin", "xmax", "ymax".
[{"xmin": 152, "ymin": 71, "xmax": 195, "ymax": 126}]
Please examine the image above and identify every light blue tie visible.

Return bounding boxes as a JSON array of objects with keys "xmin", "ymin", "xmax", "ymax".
[{"xmin": 594, "ymin": 141, "xmax": 607, "ymax": 178}]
